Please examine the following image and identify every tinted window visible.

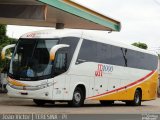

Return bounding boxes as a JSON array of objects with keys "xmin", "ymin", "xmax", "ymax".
[
  {"xmin": 58, "ymin": 37, "xmax": 79, "ymax": 69},
  {"xmin": 137, "ymin": 52, "xmax": 157, "ymax": 70},
  {"xmin": 77, "ymin": 39, "xmax": 111, "ymax": 64},
  {"xmin": 111, "ymin": 46, "xmax": 126, "ymax": 66},
  {"xmin": 126, "ymin": 49, "xmax": 138, "ymax": 68},
  {"xmin": 77, "ymin": 39, "xmax": 97, "ymax": 64},
  {"xmin": 77, "ymin": 39, "xmax": 158, "ymax": 71},
  {"xmin": 9, "ymin": 39, "xmax": 58, "ymax": 81},
  {"xmin": 126, "ymin": 50, "xmax": 158, "ymax": 70},
  {"xmin": 97, "ymin": 43, "xmax": 112, "ymax": 64}
]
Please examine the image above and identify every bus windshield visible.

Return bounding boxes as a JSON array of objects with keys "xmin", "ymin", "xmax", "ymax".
[{"xmin": 9, "ymin": 39, "xmax": 58, "ymax": 80}]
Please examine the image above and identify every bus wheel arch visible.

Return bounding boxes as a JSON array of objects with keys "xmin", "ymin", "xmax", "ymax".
[
  {"xmin": 136, "ymin": 88, "xmax": 142, "ymax": 99},
  {"xmin": 76, "ymin": 84, "xmax": 86, "ymax": 99},
  {"xmin": 126, "ymin": 88, "xmax": 142, "ymax": 106},
  {"xmin": 68, "ymin": 84, "xmax": 86, "ymax": 107},
  {"xmin": 133, "ymin": 88, "xmax": 142, "ymax": 106}
]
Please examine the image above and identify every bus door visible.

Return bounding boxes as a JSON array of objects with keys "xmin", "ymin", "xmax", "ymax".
[
  {"xmin": 52, "ymin": 51, "xmax": 68, "ymax": 100},
  {"xmin": 53, "ymin": 75, "xmax": 66, "ymax": 100}
]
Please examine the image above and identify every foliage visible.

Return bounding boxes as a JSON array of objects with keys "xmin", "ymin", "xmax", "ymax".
[
  {"xmin": 132, "ymin": 42, "xmax": 148, "ymax": 50},
  {"xmin": 0, "ymin": 24, "xmax": 17, "ymax": 71},
  {"xmin": 0, "ymin": 24, "xmax": 7, "ymax": 36}
]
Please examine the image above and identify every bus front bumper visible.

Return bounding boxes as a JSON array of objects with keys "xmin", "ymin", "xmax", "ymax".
[{"xmin": 6, "ymin": 84, "xmax": 53, "ymax": 100}]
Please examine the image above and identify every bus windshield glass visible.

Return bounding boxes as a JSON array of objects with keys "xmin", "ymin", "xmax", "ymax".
[{"xmin": 9, "ymin": 39, "xmax": 58, "ymax": 80}]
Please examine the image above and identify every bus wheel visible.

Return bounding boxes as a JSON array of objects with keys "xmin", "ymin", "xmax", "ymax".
[
  {"xmin": 68, "ymin": 87, "xmax": 85, "ymax": 107},
  {"xmin": 100, "ymin": 100, "xmax": 114, "ymax": 106},
  {"xmin": 33, "ymin": 99, "xmax": 46, "ymax": 106},
  {"xmin": 126, "ymin": 89, "xmax": 142, "ymax": 106}
]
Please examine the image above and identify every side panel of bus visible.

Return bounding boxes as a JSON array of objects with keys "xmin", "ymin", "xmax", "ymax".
[{"xmin": 68, "ymin": 37, "xmax": 158, "ymax": 101}]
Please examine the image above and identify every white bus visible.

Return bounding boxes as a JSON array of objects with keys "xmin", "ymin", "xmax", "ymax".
[{"xmin": 5, "ymin": 29, "xmax": 158, "ymax": 107}]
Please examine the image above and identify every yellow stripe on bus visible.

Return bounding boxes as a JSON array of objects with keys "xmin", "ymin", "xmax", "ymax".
[
  {"xmin": 90, "ymin": 71, "xmax": 158, "ymax": 101},
  {"xmin": 8, "ymin": 77, "xmax": 28, "ymax": 87}
]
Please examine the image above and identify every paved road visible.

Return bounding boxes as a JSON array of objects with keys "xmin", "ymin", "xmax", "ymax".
[{"xmin": 0, "ymin": 94, "xmax": 160, "ymax": 114}]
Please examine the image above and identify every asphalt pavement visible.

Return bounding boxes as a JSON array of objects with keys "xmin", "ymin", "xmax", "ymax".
[{"xmin": 0, "ymin": 94, "xmax": 159, "ymax": 114}]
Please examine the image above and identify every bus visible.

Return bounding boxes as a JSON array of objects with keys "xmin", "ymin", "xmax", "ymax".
[{"xmin": 4, "ymin": 29, "xmax": 158, "ymax": 107}]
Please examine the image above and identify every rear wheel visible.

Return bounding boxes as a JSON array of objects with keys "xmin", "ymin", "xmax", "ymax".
[
  {"xmin": 100, "ymin": 100, "xmax": 114, "ymax": 106},
  {"xmin": 33, "ymin": 99, "xmax": 46, "ymax": 106},
  {"xmin": 68, "ymin": 87, "xmax": 85, "ymax": 107},
  {"xmin": 126, "ymin": 89, "xmax": 142, "ymax": 106}
]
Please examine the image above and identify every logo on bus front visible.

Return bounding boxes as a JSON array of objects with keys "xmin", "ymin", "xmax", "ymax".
[{"xmin": 95, "ymin": 64, "xmax": 113, "ymax": 77}]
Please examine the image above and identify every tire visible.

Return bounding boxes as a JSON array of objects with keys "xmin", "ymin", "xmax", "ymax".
[
  {"xmin": 100, "ymin": 100, "xmax": 114, "ymax": 106},
  {"xmin": 126, "ymin": 89, "xmax": 142, "ymax": 106},
  {"xmin": 68, "ymin": 87, "xmax": 85, "ymax": 107},
  {"xmin": 33, "ymin": 99, "xmax": 46, "ymax": 106}
]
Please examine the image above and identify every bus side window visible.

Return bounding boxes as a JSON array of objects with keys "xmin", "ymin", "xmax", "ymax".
[
  {"xmin": 111, "ymin": 46, "xmax": 125, "ymax": 66},
  {"xmin": 77, "ymin": 39, "xmax": 97, "ymax": 64},
  {"xmin": 97, "ymin": 43, "xmax": 112, "ymax": 64},
  {"xmin": 59, "ymin": 37, "xmax": 79, "ymax": 68}
]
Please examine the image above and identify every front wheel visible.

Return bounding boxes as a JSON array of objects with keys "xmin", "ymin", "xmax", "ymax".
[{"xmin": 68, "ymin": 87, "xmax": 85, "ymax": 107}]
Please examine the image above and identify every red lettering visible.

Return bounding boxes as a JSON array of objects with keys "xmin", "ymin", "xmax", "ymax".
[
  {"xmin": 26, "ymin": 33, "xmax": 36, "ymax": 38},
  {"xmin": 95, "ymin": 70, "xmax": 103, "ymax": 77},
  {"xmin": 98, "ymin": 64, "xmax": 103, "ymax": 71}
]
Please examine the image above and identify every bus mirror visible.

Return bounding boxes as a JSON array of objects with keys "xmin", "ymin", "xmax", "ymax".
[
  {"xmin": 50, "ymin": 44, "xmax": 70, "ymax": 61},
  {"xmin": 1, "ymin": 44, "xmax": 16, "ymax": 60}
]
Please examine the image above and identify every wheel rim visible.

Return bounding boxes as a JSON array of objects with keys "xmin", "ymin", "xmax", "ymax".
[{"xmin": 74, "ymin": 92, "xmax": 81, "ymax": 103}]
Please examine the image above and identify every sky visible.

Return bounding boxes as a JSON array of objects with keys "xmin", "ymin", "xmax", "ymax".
[{"xmin": 7, "ymin": 0, "xmax": 160, "ymax": 51}]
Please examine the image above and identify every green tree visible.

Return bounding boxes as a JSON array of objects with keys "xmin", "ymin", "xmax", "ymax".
[
  {"xmin": 132, "ymin": 42, "xmax": 148, "ymax": 49},
  {"xmin": 0, "ymin": 24, "xmax": 17, "ymax": 71},
  {"xmin": 0, "ymin": 24, "xmax": 6, "ymax": 36}
]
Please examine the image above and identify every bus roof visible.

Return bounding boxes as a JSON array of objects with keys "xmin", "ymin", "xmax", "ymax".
[{"xmin": 20, "ymin": 29, "xmax": 157, "ymax": 56}]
